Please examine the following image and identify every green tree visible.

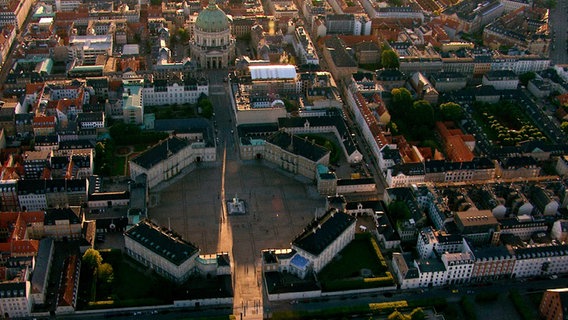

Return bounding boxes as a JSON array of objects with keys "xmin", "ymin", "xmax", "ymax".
[
  {"xmin": 176, "ymin": 28, "xmax": 189, "ymax": 43},
  {"xmin": 519, "ymin": 72, "xmax": 536, "ymax": 86},
  {"xmin": 561, "ymin": 121, "xmax": 568, "ymax": 135},
  {"xmin": 439, "ymin": 102, "xmax": 464, "ymax": 121},
  {"xmin": 381, "ymin": 49, "xmax": 400, "ymax": 69},
  {"xmin": 83, "ymin": 249, "xmax": 103, "ymax": 272},
  {"xmin": 387, "ymin": 121, "xmax": 399, "ymax": 135},
  {"xmin": 390, "ymin": 87, "xmax": 413, "ymax": 116},
  {"xmin": 94, "ymin": 140, "xmax": 115, "ymax": 176},
  {"xmin": 412, "ymin": 100, "xmax": 434, "ymax": 126},
  {"xmin": 197, "ymin": 96, "xmax": 214, "ymax": 118},
  {"xmin": 98, "ymin": 263, "xmax": 114, "ymax": 284},
  {"xmin": 410, "ymin": 308, "xmax": 425, "ymax": 320},
  {"xmin": 388, "ymin": 201, "xmax": 411, "ymax": 222}
]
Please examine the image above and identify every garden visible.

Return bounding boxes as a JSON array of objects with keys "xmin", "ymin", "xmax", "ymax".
[
  {"xmin": 78, "ymin": 249, "xmax": 170, "ymax": 310},
  {"xmin": 471, "ymin": 101, "xmax": 547, "ymax": 146},
  {"xmin": 317, "ymin": 233, "xmax": 394, "ymax": 292}
]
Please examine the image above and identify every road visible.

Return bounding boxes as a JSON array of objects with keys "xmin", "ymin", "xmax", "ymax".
[
  {"xmin": 268, "ymin": 276, "xmax": 568, "ymax": 318},
  {"xmin": 549, "ymin": 2, "xmax": 568, "ymax": 65}
]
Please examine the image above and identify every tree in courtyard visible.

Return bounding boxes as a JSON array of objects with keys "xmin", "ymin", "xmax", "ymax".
[
  {"xmin": 519, "ymin": 72, "xmax": 536, "ymax": 86},
  {"xmin": 98, "ymin": 263, "xmax": 114, "ymax": 284},
  {"xmin": 197, "ymin": 96, "xmax": 214, "ymax": 118},
  {"xmin": 412, "ymin": 100, "xmax": 435, "ymax": 126},
  {"xmin": 381, "ymin": 49, "xmax": 400, "ymax": 69},
  {"xmin": 439, "ymin": 102, "xmax": 465, "ymax": 121},
  {"xmin": 388, "ymin": 201, "xmax": 411, "ymax": 222},
  {"xmin": 94, "ymin": 140, "xmax": 115, "ymax": 176},
  {"xmin": 83, "ymin": 249, "xmax": 103, "ymax": 272},
  {"xmin": 390, "ymin": 87, "xmax": 413, "ymax": 116},
  {"xmin": 176, "ymin": 28, "xmax": 190, "ymax": 43},
  {"xmin": 561, "ymin": 121, "xmax": 568, "ymax": 135}
]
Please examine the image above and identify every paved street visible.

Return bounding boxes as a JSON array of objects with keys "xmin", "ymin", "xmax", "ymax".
[
  {"xmin": 147, "ymin": 70, "xmax": 326, "ymax": 319},
  {"xmin": 549, "ymin": 2, "xmax": 568, "ymax": 65}
]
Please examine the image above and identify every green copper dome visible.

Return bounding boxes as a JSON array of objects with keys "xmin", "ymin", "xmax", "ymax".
[{"xmin": 195, "ymin": 1, "xmax": 230, "ymax": 33}]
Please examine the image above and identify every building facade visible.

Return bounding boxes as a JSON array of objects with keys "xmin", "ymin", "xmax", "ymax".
[{"xmin": 189, "ymin": 0, "xmax": 236, "ymax": 69}]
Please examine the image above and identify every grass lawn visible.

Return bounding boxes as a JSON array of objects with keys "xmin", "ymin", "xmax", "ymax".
[
  {"xmin": 111, "ymin": 156, "xmax": 126, "ymax": 176},
  {"xmin": 318, "ymin": 234, "xmax": 388, "ymax": 282},
  {"xmin": 78, "ymin": 250, "xmax": 172, "ymax": 310},
  {"xmin": 101, "ymin": 250, "xmax": 167, "ymax": 301}
]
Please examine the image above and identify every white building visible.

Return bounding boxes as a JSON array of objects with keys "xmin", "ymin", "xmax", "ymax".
[
  {"xmin": 392, "ymin": 252, "xmax": 421, "ymax": 289},
  {"xmin": 551, "ymin": 220, "xmax": 568, "ymax": 242},
  {"xmin": 512, "ymin": 245, "xmax": 568, "ymax": 278},
  {"xmin": 556, "ymin": 156, "xmax": 568, "ymax": 177},
  {"xmin": 141, "ymin": 77, "xmax": 209, "ymax": 107},
  {"xmin": 416, "ymin": 258, "xmax": 447, "ymax": 288},
  {"xmin": 124, "ymin": 220, "xmax": 200, "ymax": 283},
  {"xmin": 292, "ymin": 26, "xmax": 319, "ymax": 65},
  {"xmin": 386, "ymin": 163, "xmax": 425, "ymax": 187},
  {"xmin": 442, "ymin": 252, "xmax": 474, "ymax": 285},
  {"xmin": 482, "ymin": 70, "xmax": 519, "ymax": 90},
  {"xmin": 499, "ymin": 0, "xmax": 531, "ymax": 13},
  {"xmin": 69, "ymin": 35, "xmax": 113, "ymax": 65},
  {"xmin": 122, "ymin": 79, "xmax": 144, "ymax": 125},
  {"xmin": 417, "ymin": 227, "xmax": 464, "ymax": 259},
  {"xmin": 0, "ymin": 281, "xmax": 31, "ymax": 318},
  {"xmin": 291, "ymin": 208, "xmax": 356, "ymax": 274},
  {"xmin": 55, "ymin": 0, "xmax": 81, "ymax": 11},
  {"xmin": 129, "ymin": 136, "xmax": 216, "ymax": 189}
]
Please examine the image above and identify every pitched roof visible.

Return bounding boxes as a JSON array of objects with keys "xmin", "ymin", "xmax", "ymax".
[
  {"xmin": 130, "ymin": 137, "xmax": 190, "ymax": 170},
  {"xmin": 124, "ymin": 220, "xmax": 199, "ymax": 266},
  {"xmin": 292, "ymin": 209, "xmax": 355, "ymax": 256},
  {"xmin": 266, "ymin": 131, "xmax": 329, "ymax": 162}
]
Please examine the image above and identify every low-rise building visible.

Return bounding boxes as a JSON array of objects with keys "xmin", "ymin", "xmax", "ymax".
[
  {"xmin": 442, "ymin": 252, "xmax": 474, "ymax": 285},
  {"xmin": 129, "ymin": 136, "xmax": 216, "ymax": 189},
  {"xmin": 124, "ymin": 220, "xmax": 200, "ymax": 283},
  {"xmin": 539, "ymin": 288, "xmax": 568, "ymax": 320},
  {"xmin": 264, "ymin": 131, "xmax": 330, "ymax": 180},
  {"xmin": 141, "ymin": 77, "xmax": 209, "ymax": 107},
  {"xmin": 454, "ymin": 210, "xmax": 499, "ymax": 245},
  {"xmin": 512, "ymin": 244, "xmax": 568, "ymax": 278},
  {"xmin": 291, "ymin": 208, "xmax": 356, "ymax": 274},
  {"xmin": 495, "ymin": 156, "xmax": 540, "ymax": 179},
  {"xmin": 470, "ymin": 245, "xmax": 515, "ymax": 282},
  {"xmin": 430, "ymin": 72, "xmax": 467, "ymax": 92},
  {"xmin": 482, "ymin": 70, "xmax": 519, "ymax": 90},
  {"xmin": 43, "ymin": 208, "xmax": 82, "ymax": 240}
]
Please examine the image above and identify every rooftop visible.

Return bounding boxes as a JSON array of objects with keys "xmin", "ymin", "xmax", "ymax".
[
  {"xmin": 130, "ymin": 137, "xmax": 190, "ymax": 170},
  {"xmin": 292, "ymin": 209, "xmax": 355, "ymax": 256},
  {"xmin": 124, "ymin": 220, "xmax": 199, "ymax": 266}
]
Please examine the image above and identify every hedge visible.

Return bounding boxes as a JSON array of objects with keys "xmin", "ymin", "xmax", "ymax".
[
  {"xmin": 322, "ymin": 274, "xmax": 394, "ymax": 291},
  {"xmin": 369, "ymin": 300, "xmax": 408, "ymax": 313},
  {"xmin": 510, "ymin": 289, "xmax": 536, "ymax": 320},
  {"xmin": 461, "ymin": 296, "xmax": 477, "ymax": 320},
  {"xmin": 85, "ymin": 298, "xmax": 164, "ymax": 310}
]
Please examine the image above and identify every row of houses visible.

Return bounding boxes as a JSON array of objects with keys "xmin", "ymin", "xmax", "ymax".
[{"xmin": 393, "ymin": 225, "xmax": 568, "ymax": 289}]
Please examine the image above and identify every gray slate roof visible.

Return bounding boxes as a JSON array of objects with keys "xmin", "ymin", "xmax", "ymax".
[
  {"xmin": 131, "ymin": 137, "xmax": 190, "ymax": 169},
  {"xmin": 266, "ymin": 131, "xmax": 329, "ymax": 162},
  {"xmin": 292, "ymin": 209, "xmax": 355, "ymax": 256},
  {"xmin": 124, "ymin": 220, "xmax": 199, "ymax": 266}
]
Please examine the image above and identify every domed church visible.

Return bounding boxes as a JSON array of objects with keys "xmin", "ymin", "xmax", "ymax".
[{"xmin": 189, "ymin": 0, "xmax": 236, "ymax": 69}]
